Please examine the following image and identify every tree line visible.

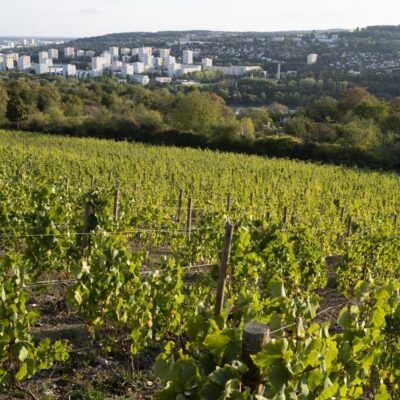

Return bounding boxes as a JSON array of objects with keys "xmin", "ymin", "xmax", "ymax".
[{"xmin": 0, "ymin": 75, "xmax": 399, "ymax": 169}]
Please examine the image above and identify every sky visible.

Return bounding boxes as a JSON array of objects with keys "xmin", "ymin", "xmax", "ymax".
[{"xmin": 1, "ymin": 0, "xmax": 400, "ymax": 37}]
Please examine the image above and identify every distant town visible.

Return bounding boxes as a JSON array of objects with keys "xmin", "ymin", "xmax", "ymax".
[{"xmin": 0, "ymin": 36, "xmax": 319, "ymax": 85}]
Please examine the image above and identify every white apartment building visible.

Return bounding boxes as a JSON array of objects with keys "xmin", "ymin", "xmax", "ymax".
[
  {"xmin": 109, "ymin": 47, "xmax": 119, "ymax": 57},
  {"xmin": 180, "ymin": 65, "xmax": 201, "ymax": 75},
  {"xmin": 48, "ymin": 66, "xmax": 63, "ymax": 76},
  {"xmin": 38, "ymin": 51, "xmax": 48, "ymax": 63},
  {"xmin": 42, "ymin": 58, "xmax": 53, "ymax": 66},
  {"xmin": 121, "ymin": 48, "xmax": 131, "ymax": 56},
  {"xmin": 76, "ymin": 50, "xmax": 85, "ymax": 57},
  {"xmin": 138, "ymin": 47, "xmax": 152, "ymax": 57},
  {"xmin": 155, "ymin": 77, "xmax": 172, "ymax": 84},
  {"xmin": 183, "ymin": 50, "xmax": 193, "ymax": 65},
  {"xmin": 18, "ymin": 55, "xmax": 31, "ymax": 70},
  {"xmin": 133, "ymin": 62, "xmax": 145, "ymax": 74},
  {"xmin": 101, "ymin": 51, "xmax": 112, "ymax": 66},
  {"xmin": 307, "ymin": 53, "xmax": 318, "ymax": 65},
  {"xmin": 112, "ymin": 60, "xmax": 123, "ymax": 71},
  {"xmin": 121, "ymin": 64, "xmax": 134, "ymax": 78},
  {"xmin": 85, "ymin": 50, "xmax": 96, "ymax": 58},
  {"xmin": 168, "ymin": 63, "xmax": 181, "ymax": 77},
  {"xmin": 143, "ymin": 53, "xmax": 154, "ymax": 66},
  {"xmin": 92, "ymin": 57, "xmax": 105, "ymax": 71},
  {"xmin": 202, "ymin": 58, "xmax": 213, "ymax": 70},
  {"xmin": 34, "ymin": 63, "xmax": 49, "ymax": 74},
  {"xmin": 64, "ymin": 47, "xmax": 75, "ymax": 58},
  {"xmin": 159, "ymin": 48, "xmax": 170, "ymax": 58},
  {"xmin": 48, "ymin": 49, "xmax": 59, "ymax": 59},
  {"xmin": 63, "ymin": 64, "xmax": 76, "ymax": 77},
  {"xmin": 131, "ymin": 48, "xmax": 139, "ymax": 56},
  {"xmin": 164, "ymin": 56, "xmax": 176, "ymax": 66},
  {"xmin": 4, "ymin": 54, "xmax": 15, "ymax": 69},
  {"xmin": 210, "ymin": 65, "xmax": 261, "ymax": 76},
  {"xmin": 131, "ymin": 75, "xmax": 149, "ymax": 85}
]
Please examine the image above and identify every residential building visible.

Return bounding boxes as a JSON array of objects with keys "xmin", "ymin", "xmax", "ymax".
[
  {"xmin": 34, "ymin": 63, "xmax": 49, "ymax": 74},
  {"xmin": 85, "ymin": 50, "xmax": 95, "ymax": 58},
  {"xmin": 101, "ymin": 51, "xmax": 112, "ymax": 66},
  {"xmin": 63, "ymin": 64, "xmax": 76, "ymax": 77},
  {"xmin": 92, "ymin": 57, "xmax": 105, "ymax": 71},
  {"xmin": 109, "ymin": 47, "xmax": 119, "ymax": 57},
  {"xmin": 121, "ymin": 48, "xmax": 130, "ymax": 56},
  {"xmin": 112, "ymin": 60, "xmax": 123, "ymax": 71},
  {"xmin": 48, "ymin": 49, "xmax": 59, "ymax": 59},
  {"xmin": 168, "ymin": 63, "xmax": 181, "ymax": 77},
  {"xmin": 121, "ymin": 64, "xmax": 134, "ymax": 78},
  {"xmin": 183, "ymin": 50, "xmax": 193, "ymax": 65},
  {"xmin": 202, "ymin": 58, "xmax": 213, "ymax": 70},
  {"xmin": 133, "ymin": 62, "xmax": 145, "ymax": 74},
  {"xmin": 4, "ymin": 54, "xmax": 15, "ymax": 69},
  {"xmin": 159, "ymin": 48, "xmax": 170, "ymax": 58},
  {"xmin": 155, "ymin": 77, "xmax": 172, "ymax": 83},
  {"xmin": 64, "ymin": 47, "xmax": 75, "ymax": 58},
  {"xmin": 18, "ymin": 55, "xmax": 31, "ymax": 70},
  {"xmin": 76, "ymin": 50, "xmax": 85, "ymax": 57},
  {"xmin": 307, "ymin": 53, "xmax": 318, "ymax": 65},
  {"xmin": 164, "ymin": 56, "xmax": 176, "ymax": 66},
  {"xmin": 38, "ymin": 51, "xmax": 48, "ymax": 63},
  {"xmin": 143, "ymin": 53, "xmax": 154, "ymax": 66},
  {"xmin": 131, "ymin": 75, "xmax": 149, "ymax": 85}
]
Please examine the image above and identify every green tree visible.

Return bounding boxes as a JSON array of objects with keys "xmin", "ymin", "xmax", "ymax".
[
  {"xmin": 354, "ymin": 97, "xmax": 390, "ymax": 123},
  {"xmin": 338, "ymin": 119, "xmax": 382, "ymax": 150},
  {"xmin": 0, "ymin": 83, "xmax": 8, "ymax": 119},
  {"xmin": 171, "ymin": 90, "xmax": 228, "ymax": 135},
  {"xmin": 6, "ymin": 95, "xmax": 31, "ymax": 128},
  {"xmin": 37, "ymin": 84, "xmax": 61, "ymax": 112},
  {"xmin": 308, "ymin": 96, "xmax": 338, "ymax": 122},
  {"xmin": 237, "ymin": 117, "xmax": 255, "ymax": 139}
]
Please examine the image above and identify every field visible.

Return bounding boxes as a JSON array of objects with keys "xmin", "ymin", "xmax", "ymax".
[{"xmin": 1, "ymin": 129, "xmax": 400, "ymax": 399}]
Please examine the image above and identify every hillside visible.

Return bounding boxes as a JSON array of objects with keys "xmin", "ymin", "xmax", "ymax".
[{"xmin": 1, "ymin": 129, "xmax": 400, "ymax": 397}]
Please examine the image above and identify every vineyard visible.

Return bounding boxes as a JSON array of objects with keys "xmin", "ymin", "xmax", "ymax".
[{"xmin": 1, "ymin": 129, "xmax": 400, "ymax": 399}]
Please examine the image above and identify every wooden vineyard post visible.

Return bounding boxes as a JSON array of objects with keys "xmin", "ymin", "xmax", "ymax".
[
  {"xmin": 66, "ymin": 178, "xmax": 70, "ymax": 194},
  {"xmin": 226, "ymin": 194, "xmax": 231, "ymax": 213},
  {"xmin": 177, "ymin": 189, "xmax": 183, "ymax": 223},
  {"xmin": 250, "ymin": 192, "xmax": 253, "ymax": 205},
  {"xmin": 108, "ymin": 170, "xmax": 113, "ymax": 184},
  {"xmin": 186, "ymin": 197, "xmax": 192, "ymax": 242},
  {"xmin": 90, "ymin": 175, "xmax": 95, "ymax": 191},
  {"xmin": 346, "ymin": 215, "xmax": 352, "ymax": 237},
  {"xmin": 113, "ymin": 185, "xmax": 119, "ymax": 222},
  {"xmin": 82, "ymin": 200, "xmax": 95, "ymax": 258},
  {"xmin": 214, "ymin": 224, "xmax": 234, "ymax": 318},
  {"xmin": 242, "ymin": 322, "xmax": 270, "ymax": 394},
  {"xmin": 340, "ymin": 207, "xmax": 345, "ymax": 223},
  {"xmin": 282, "ymin": 206, "xmax": 288, "ymax": 224}
]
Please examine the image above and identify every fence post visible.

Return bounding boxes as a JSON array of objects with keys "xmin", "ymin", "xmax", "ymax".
[
  {"xmin": 242, "ymin": 322, "xmax": 270, "ymax": 394},
  {"xmin": 90, "ymin": 175, "xmax": 95, "ymax": 191},
  {"xmin": 82, "ymin": 200, "xmax": 95, "ymax": 257},
  {"xmin": 177, "ymin": 189, "xmax": 183, "ymax": 223},
  {"xmin": 346, "ymin": 215, "xmax": 352, "ymax": 237},
  {"xmin": 214, "ymin": 224, "xmax": 234, "ymax": 318},
  {"xmin": 226, "ymin": 194, "xmax": 231, "ymax": 213},
  {"xmin": 282, "ymin": 206, "xmax": 288, "ymax": 224},
  {"xmin": 186, "ymin": 197, "xmax": 192, "ymax": 242},
  {"xmin": 108, "ymin": 170, "xmax": 113, "ymax": 184},
  {"xmin": 113, "ymin": 185, "xmax": 119, "ymax": 222}
]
